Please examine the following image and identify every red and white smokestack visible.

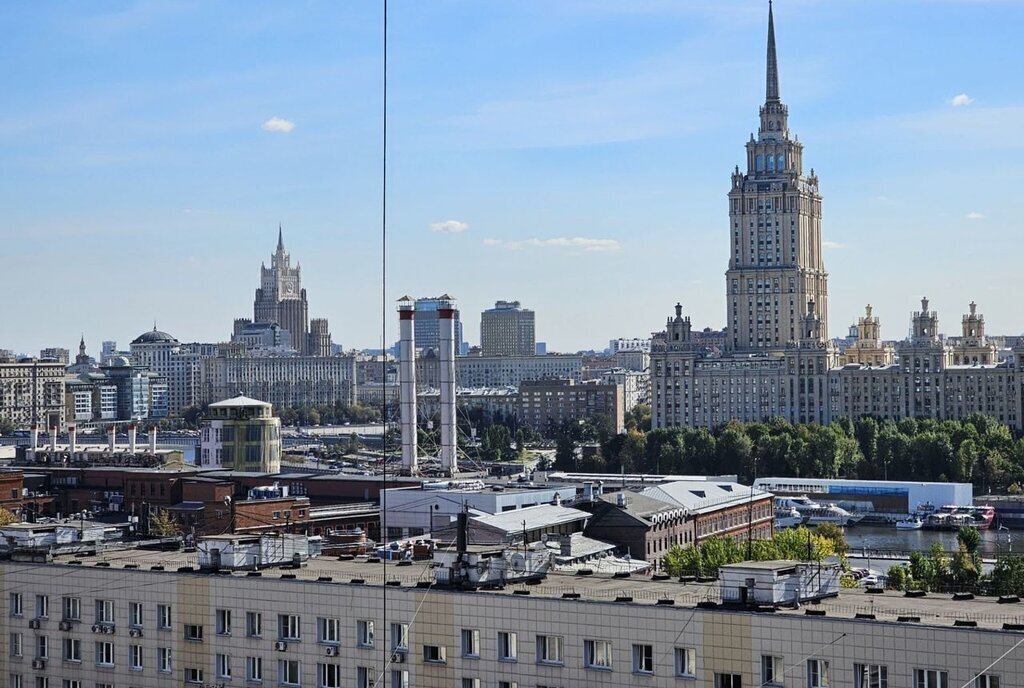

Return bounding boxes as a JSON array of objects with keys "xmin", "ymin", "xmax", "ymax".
[
  {"xmin": 128, "ymin": 424, "xmax": 137, "ymax": 454},
  {"xmin": 437, "ymin": 295, "xmax": 458, "ymax": 474},
  {"xmin": 397, "ymin": 297, "xmax": 419, "ymax": 474},
  {"xmin": 29, "ymin": 424, "xmax": 38, "ymax": 452},
  {"xmin": 49, "ymin": 425, "xmax": 58, "ymax": 452},
  {"xmin": 148, "ymin": 426, "xmax": 157, "ymax": 453},
  {"xmin": 68, "ymin": 426, "xmax": 77, "ymax": 456},
  {"xmin": 108, "ymin": 425, "xmax": 117, "ymax": 452}
]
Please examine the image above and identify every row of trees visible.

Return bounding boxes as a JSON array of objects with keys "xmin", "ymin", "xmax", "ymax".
[
  {"xmin": 886, "ymin": 527, "xmax": 983, "ymax": 592},
  {"xmin": 660, "ymin": 524, "xmax": 848, "ymax": 577},
  {"xmin": 552, "ymin": 406, "xmax": 1024, "ymax": 491}
]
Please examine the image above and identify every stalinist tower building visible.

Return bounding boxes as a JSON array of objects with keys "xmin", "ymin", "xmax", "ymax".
[
  {"xmin": 725, "ymin": 2, "xmax": 827, "ymax": 351},
  {"xmin": 237, "ymin": 227, "xmax": 332, "ymax": 356},
  {"xmin": 650, "ymin": 4, "xmax": 1024, "ymax": 431}
]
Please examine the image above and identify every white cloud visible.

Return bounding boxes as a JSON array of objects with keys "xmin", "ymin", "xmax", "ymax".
[
  {"xmin": 951, "ymin": 93, "xmax": 974, "ymax": 107},
  {"xmin": 261, "ymin": 116, "xmax": 295, "ymax": 133},
  {"xmin": 822, "ymin": 240, "xmax": 846, "ymax": 250},
  {"xmin": 966, "ymin": 211, "xmax": 985, "ymax": 220},
  {"xmin": 430, "ymin": 220, "xmax": 469, "ymax": 233},
  {"xmin": 484, "ymin": 236, "xmax": 621, "ymax": 252}
]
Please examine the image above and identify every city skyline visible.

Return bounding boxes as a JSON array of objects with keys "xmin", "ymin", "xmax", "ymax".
[{"xmin": 3, "ymin": 1, "xmax": 1024, "ymax": 354}]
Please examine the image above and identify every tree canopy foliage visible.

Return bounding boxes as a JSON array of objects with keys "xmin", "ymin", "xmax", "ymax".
[
  {"xmin": 548, "ymin": 412, "xmax": 1024, "ymax": 489},
  {"xmin": 661, "ymin": 526, "xmax": 844, "ymax": 577}
]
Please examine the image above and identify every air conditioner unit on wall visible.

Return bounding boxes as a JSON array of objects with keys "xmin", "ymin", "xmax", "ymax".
[
  {"xmin": 29, "ymin": 619, "xmax": 40, "ymax": 629},
  {"xmin": 325, "ymin": 646, "xmax": 338, "ymax": 657},
  {"xmin": 129, "ymin": 628, "xmax": 143, "ymax": 638},
  {"xmin": 274, "ymin": 641, "xmax": 288, "ymax": 651},
  {"xmin": 32, "ymin": 659, "xmax": 46, "ymax": 670},
  {"xmin": 59, "ymin": 621, "xmax": 73, "ymax": 632}
]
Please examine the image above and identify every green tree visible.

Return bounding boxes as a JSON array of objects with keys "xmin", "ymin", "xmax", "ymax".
[
  {"xmin": 886, "ymin": 564, "xmax": 909, "ymax": 591},
  {"xmin": 716, "ymin": 425, "xmax": 754, "ymax": 478},
  {"xmin": 957, "ymin": 526, "xmax": 981, "ymax": 555},
  {"xmin": 0, "ymin": 417, "xmax": 16, "ymax": 435},
  {"xmin": 992, "ymin": 556, "xmax": 1024, "ymax": 596},
  {"xmin": 0, "ymin": 507, "xmax": 18, "ymax": 526},
  {"xmin": 149, "ymin": 509, "xmax": 181, "ymax": 537},
  {"xmin": 624, "ymin": 404, "xmax": 652, "ymax": 433},
  {"xmin": 951, "ymin": 544, "xmax": 980, "ymax": 586}
]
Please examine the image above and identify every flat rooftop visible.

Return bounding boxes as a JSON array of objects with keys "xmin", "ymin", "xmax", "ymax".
[{"xmin": 47, "ymin": 548, "xmax": 1024, "ymax": 633}]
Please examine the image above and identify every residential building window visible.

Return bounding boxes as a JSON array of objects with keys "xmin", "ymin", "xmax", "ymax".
[
  {"xmin": 762, "ymin": 655, "xmax": 783, "ymax": 685},
  {"xmin": 279, "ymin": 614, "xmax": 301, "ymax": 641},
  {"xmin": 318, "ymin": 663, "xmax": 342, "ymax": 688},
  {"xmin": 246, "ymin": 611, "xmax": 262, "ymax": 638},
  {"xmin": 36, "ymin": 636, "xmax": 48, "ymax": 660},
  {"xmin": 317, "ymin": 617, "xmax": 340, "ymax": 644},
  {"xmin": 129, "ymin": 602, "xmax": 142, "ymax": 628},
  {"xmin": 976, "ymin": 676, "xmax": 1000, "ymax": 688},
  {"xmin": 356, "ymin": 619, "xmax": 374, "ymax": 647},
  {"xmin": 158, "ymin": 647, "xmax": 172, "ymax": 673},
  {"xmin": 390, "ymin": 670, "xmax": 409, "ymax": 688},
  {"xmin": 10, "ymin": 593, "xmax": 23, "ymax": 616},
  {"xmin": 584, "ymin": 639, "xmax": 612, "ymax": 670},
  {"xmin": 35, "ymin": 677, "xmax": 48, "ymax": 688},
  {"xmin": 61, "ymin": 681, "xmax": 80, "ymax": 688},
  {"xmin": 715, "ymin": 673, "xmax": 742, "ymax": 688},
  {"xmin": 278, "ymin": 659, "xmax": 301, "ymax": 687},
  {"xmin": 157, "ymin": 604, "xmax": 171, "ymax": 630},
  {"xmin": 10, "ymin": 632, "xmax": 23, "ymax": 657},
  {"xmin": 390, "ymin": 622, "xmax": 408, "ymax": 652},
  {"xmin": 184, "ymin": 624, "xmax": 203, "ymax": 641},
  {"xmin": 854, "ymin": 664, "xmax": 888, "ymax": 688},
  {"xmin": 35, "ymin": 595, "xmax": 48, "ymax": 619},
  {"xmin": 10, "ymin": 674, "xmax": 22, "ymax": 688},
  {"xmin": 497, "ymin": 632, "xmax": 518, "ymax": 662},
  {"xmin": 536, "ymin": 635, "xmax": 563, "ymax": 664},
  {"xmin": 675, "ymin": 647, "xmax": 696, "ymax": 677},
  {"xmin": 246, "ymin": 656, "xmax": 263, "ymax": 682},
  {"xmin": 62, "ymin": 597, "xmax": 80, "ymax": 622},
  {"xmin": 356, "ymin": 667, "xmax": 371, "ymax": 688},
  {"xmin": 461, "ymin": 629, "xmax": 480, "ymax": 658},
  {"xmin": 915, "ymin": 669, "xmax": 948, "ymax": 688},
  {"xmin": 423, "ymin": 644, "xmax": 447, "ymax": 663},
  {"xmin": 129, "ymin": 644, "xmax": 143, "ymax": 670},
  {"xmin": 216, "ymin": 653, "xmax": 232, "ymax": 679},
  {"xmin": 462, "ymin": 679, "xmax": 480, "ymax": 688},
  {"xmin": 216, "ymin": 609, "xmax": 232, "ymax": 635},
  {"xmin": 62, "ymin": 638, "xmax": 81, "ymax": 662},
  {"xmin": 94, "ymin": 600, "xmax": 114, "ymax": 625},
  {"xmin": 498, "ymin": 683, "xmax": 519, "ymax": 688},
  {"xmin": 185, "ymin": 667, "xmax": 204, "ymax": 684},
  {"xmin": 94, "ymin": 641, "xmax": 114, "ymax": 667},
  {"xmin": 633, "ymin": 643, "xmax": 654, "ymax": 674},
  {"xmin": 808, "ymin": 659, "xmax": 829, "ymax": 687}
]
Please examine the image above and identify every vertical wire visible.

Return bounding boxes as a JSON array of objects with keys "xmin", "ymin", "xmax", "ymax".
[{"xmin": 380, "ymin": 0, "xmax": 389, "ymax": 682}]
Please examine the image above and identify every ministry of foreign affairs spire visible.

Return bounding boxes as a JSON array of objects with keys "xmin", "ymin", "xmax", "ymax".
[
  {"xmin": 277, "ymin": 223, "xmax": 285, "ymax": 253},
  {"xmin": 766, "ymin": 1, "xmax": 780, "ymax": 103}
]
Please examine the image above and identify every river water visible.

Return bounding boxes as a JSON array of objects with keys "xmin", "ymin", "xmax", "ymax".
[{"xmin": 844, "ymin": 524, "xmax": 1015, "ymax": 557}]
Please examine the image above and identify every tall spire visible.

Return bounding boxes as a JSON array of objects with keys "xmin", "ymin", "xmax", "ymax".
[
  {"xmin": 277, "ymin": 223, "xmax": 285, "ymax": 253},
  {"xmin": 766, "ymin": 0, "xmax": 780, "ymax": 103}
]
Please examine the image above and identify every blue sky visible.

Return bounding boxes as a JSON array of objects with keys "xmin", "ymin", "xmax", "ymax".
[{"xmin": 3, "ymin": 0, "xmax": 1024, "ymax": 355}]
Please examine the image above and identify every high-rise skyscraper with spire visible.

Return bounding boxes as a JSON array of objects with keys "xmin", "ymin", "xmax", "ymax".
[
  {"xmin": 650, "ymin": 4, "xmax": 1023, "ymax": 432},
  {"xmin": 248, "ymin": 227, "xmax": 330, "ymax": 355},
  {"xmin": 725, "ymin": 0, "xmax": 826, "ymax": 352}
]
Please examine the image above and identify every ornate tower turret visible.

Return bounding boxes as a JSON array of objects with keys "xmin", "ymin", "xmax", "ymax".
[{"xmin": 725, "ymin": 2, "xmax": 827, "ymax": 352}]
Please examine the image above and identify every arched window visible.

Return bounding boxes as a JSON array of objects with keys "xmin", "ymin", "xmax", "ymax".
[
  {"xmin": 755, "ymin": 155, "xmax": 764, "ymax": 172},
  {"xmin": 777, "ymin": 152, "xmax": 785, "ymax": 170},
  {"xmin": 767, "ymin": 155, "xmax": 775, "ymax": 172}
]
